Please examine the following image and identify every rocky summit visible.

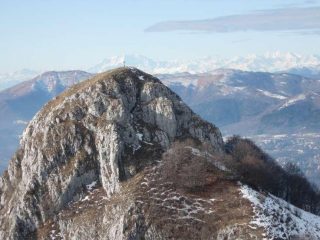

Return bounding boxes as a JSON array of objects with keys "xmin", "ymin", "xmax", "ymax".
[
  {"xmin": 0, "ymin": 68, "xmax": 223, "ymax": 239},
  {"xmin": 1, "ymin": 67, "xmax": 320, "ymax": 240}
]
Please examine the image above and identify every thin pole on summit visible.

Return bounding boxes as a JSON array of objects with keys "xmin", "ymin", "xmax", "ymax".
[{"xmin": 123, "ymin": 60, "xmax": 126, "ymax": 67}]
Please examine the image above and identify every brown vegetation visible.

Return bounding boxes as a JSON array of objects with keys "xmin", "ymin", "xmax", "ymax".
[
  {"xmin": 225, "ymin": 135, "xmax": 320, "ymax": 214},
  {"xmin": 157, "ymin": 136, "xmax": 320, "ymax": 215},
  {"xmin": 159, "ymin": 139, "xmax": 224, "ymax": 192}
]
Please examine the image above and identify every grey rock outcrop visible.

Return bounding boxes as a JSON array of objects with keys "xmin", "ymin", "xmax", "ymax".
[{"xmin": 0, "ymin": 68, "xmax": 223, "ymax": 239}]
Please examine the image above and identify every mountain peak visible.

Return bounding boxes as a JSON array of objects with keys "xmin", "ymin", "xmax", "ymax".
[{"xmin": 0, "ymin": 67, "xmax": 223, "ymax": 239}]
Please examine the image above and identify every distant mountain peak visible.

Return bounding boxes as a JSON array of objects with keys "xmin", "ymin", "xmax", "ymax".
[{"xmin": 89, "ymin": 52, "xmax": 320, "ymax": 74}]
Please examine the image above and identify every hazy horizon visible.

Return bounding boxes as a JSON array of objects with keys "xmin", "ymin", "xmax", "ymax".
[{"xmin": 1, "ymin": 0, "xmax": 320, "ymax": 73}]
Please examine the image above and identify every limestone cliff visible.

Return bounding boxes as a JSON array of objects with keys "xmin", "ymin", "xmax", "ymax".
[{"xmin": 0, "ymin": 68, "xmax": 223, "ymax": 239}]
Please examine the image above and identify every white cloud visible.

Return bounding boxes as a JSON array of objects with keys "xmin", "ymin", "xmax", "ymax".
[{"xmin": 145, "ymin": 7, "xmax": 320, "ymax": 34}]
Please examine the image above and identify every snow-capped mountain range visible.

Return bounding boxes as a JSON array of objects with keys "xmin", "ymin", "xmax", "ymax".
[
  {"xmin": 1, "ymin": 52, "xmax": 319, "ymax": 91},
  {"xmin": 88, "ymin": 52, "xmax": 320, "ymax": 74}
]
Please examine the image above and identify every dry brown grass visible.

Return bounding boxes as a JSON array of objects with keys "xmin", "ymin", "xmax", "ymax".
[
  {"xmin": 135, "ymin": 167, "xmax": 265, "ymax": 239},
  {"xmin": 32, "ymin": 163, "xmax": 266, "ymax": 240}
]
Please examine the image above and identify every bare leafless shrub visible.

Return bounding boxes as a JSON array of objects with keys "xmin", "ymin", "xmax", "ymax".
[
  {"xmin": 159, "ymin": 139, "xmax": 217, "ymax": 192},
  {"xmin": 225, "ymin": 135, "xmax": 320, "ymax": 215},
  {"xmin": 158, "ymin": 136, "xmax": 320, "ymax": 214}
]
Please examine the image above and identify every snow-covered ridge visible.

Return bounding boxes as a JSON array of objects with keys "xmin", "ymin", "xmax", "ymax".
[
  {"xmin": 89, "ymin": 52, "xmax": 320, "ymax": 74},
  {"xmin": 240, "ymin": 184, "xmax": 320, "ymax": 240}
]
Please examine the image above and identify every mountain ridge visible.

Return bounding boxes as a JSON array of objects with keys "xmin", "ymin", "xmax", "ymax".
[
  {"xmin": 1, "ymin": 68, "xmax": 320, "ymax": 239},
  {"xmin": 158, "ymin": 69, "xmax": 320, "ymax": 134}
]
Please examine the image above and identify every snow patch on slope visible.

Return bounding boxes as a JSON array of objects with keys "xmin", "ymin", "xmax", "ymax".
[
  {"xmin": 279, "ymin": 94, "xmax": 306, "ymax": 109},
  {"xmin": 14, "ymin": 120, "xmax": 29, "ymax": 125},
  {"xmin": 240, "ymin": 184, "xmax": 320, "ymax": 240},
  {"xmin": 257, "ymin": 89, "xmax": 287, "ymax": 100}
]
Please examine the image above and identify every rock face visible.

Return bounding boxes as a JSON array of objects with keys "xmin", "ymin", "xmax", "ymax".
[{"xmin": 0, "ymin": 68, "xmax": 223, "ymax": 239}]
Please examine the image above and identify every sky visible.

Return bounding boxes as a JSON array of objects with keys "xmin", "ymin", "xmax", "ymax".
[{"xmin": 0, "ymin": 0, "xmax": 320, "ymax": 73}]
